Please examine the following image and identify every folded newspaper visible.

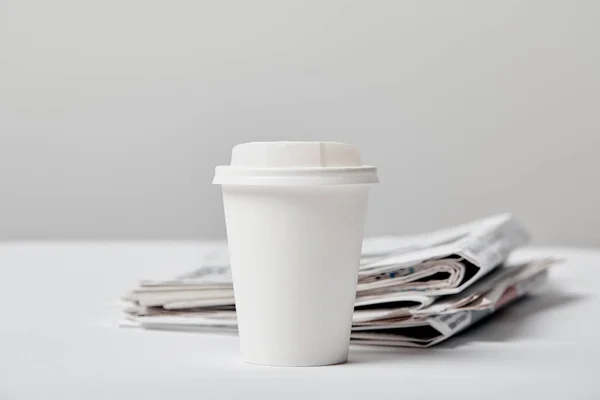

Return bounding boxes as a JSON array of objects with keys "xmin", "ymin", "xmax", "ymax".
[
  {"xmin": 121, "ymin": 213, "xmax": 554, "ymax": 347},
  {"xmin": 124, "ymin": 259, "xmax": 555, "ymax": 347}
]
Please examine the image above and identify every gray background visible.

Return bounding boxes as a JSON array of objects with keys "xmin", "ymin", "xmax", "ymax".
[{"xmin": 0, "ymin": 1, "xmax": 598, "ymax": 245}]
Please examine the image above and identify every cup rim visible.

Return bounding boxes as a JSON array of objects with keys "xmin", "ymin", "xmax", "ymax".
[{"xmin": 213, "ymin": 165, "xmax": 379, "ymax": 186}]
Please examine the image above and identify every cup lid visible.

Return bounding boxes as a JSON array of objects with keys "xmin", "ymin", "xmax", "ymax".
[{"xmin": 213, "ymin": 141, "xmax": 378, "ymax": 186}]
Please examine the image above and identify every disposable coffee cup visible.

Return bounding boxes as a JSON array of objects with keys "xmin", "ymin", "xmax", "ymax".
[{"xmin": 213, "ymin": 142, "xmax": 378, "ymax": 366}]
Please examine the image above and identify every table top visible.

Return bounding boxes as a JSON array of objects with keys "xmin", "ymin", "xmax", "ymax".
[{"xmin": 1, "ymin": 242, "xmax": 598, "ymax": 399}]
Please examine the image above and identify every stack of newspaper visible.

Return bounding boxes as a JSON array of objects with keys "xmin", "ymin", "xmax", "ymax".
[{"xmin": 121, "ymin": 213, "xmax": 557, "ymax": 347}]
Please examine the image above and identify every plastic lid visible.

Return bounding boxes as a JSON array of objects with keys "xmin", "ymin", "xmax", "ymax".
[{"xmin": 213, "ymin": 141, "xmax": 378, "ymax": 186}]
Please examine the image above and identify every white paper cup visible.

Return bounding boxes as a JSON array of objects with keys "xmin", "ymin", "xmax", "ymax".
[{"xmin": 213, "ymin": 142, "xmax": 378, "ymax": 366}]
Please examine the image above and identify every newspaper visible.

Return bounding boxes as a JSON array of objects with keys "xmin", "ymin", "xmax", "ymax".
[
  {"xmin": 351, "ymin": 259, "xmax": 554, "ymax": 347},
  {"xmin": 123, "ymin": 213, "xmax": 529, "ymax": 314},
  {"xmin": 120, "ymin": 213, "xmax": 545, "ymax": 347},
  {"xmin": 357, "ymin": 213, "xmax": 530, "ymax": 295},
  {"xmin": 122, "ymin": 259, "xmax": 556, "ymax": 347}
]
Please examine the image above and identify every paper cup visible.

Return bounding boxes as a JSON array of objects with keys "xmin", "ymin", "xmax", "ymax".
[{"xmin": 213, "ymin": 142, "xmax": 378, "ymax": 366}]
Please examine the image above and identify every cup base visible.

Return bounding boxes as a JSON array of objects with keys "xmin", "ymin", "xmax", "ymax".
[{"xmin": 243, "ymin": 356, "xmax": 348, "ymax": 367}]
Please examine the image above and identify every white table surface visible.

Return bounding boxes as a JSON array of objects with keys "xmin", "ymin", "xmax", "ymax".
[{"xmin": 1, "ymin": 242, "xmax": 598, "ymax": 399}]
